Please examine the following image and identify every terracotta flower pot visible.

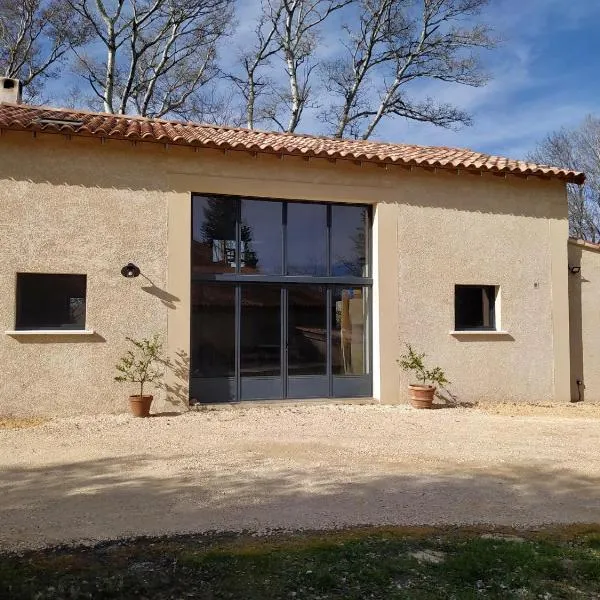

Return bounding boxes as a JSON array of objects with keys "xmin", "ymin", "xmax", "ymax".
[
  {"xmin": 129, "ymin": 394, "xmax": 153, "ymax": 417},
  {"xmin": 408, "ymin": 385, "xmax": 435, "ymax": 409}
]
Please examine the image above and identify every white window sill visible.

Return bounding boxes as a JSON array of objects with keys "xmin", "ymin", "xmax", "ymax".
[
  {"xmin": 5, "ymin": 329, "xmax": 96, "ymax": 336},
  {"xmin": 450, "ymin": 330, "xmax": 510, "ymax": 336}
]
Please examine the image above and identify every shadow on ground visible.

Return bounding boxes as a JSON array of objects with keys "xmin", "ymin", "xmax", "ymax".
[{"xmin": 2, "ymin": 455, "xmax": 600, "ymax": 549}]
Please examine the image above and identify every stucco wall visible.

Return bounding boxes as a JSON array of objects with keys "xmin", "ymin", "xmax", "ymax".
[
  {"xmin": 0, "ymin": 133, "xmax": 170, "ymax": 415},
  {"xmin": 568, "ymin": 240, "xmax": 600, "ymax": 402},
  {"xmin": 0, "ymin": 129, "xmax": 570, "ymax": 415},
  {"xmin": 393, "ymin": 184, "xmax": 568, "ymax": 405}
]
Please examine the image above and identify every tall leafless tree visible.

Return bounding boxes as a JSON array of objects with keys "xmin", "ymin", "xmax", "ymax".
[
  {"xmin": 230, "ymin": 0, "xmax": 353, "ymax": 132},
  {"xmin": 66, "ymin": 0, "xmax": 234, "ymax": 118},
  {"xmin": 529, "ymin": 116, "xmax": 600, "ymax": 243},
  {"xmin": 275, "ymin": 0, "xmax": 354, "ymax": 132},
  {"xmin": 0, "ymin": 0, "xmax": 89, "ymax": 99},
  {"xmin": 226, "ymin": 1, "xmax": 284, "ymax": 129},
  {"xmin": 321, "ymin": 0, "xmax": 496, "ymax": 139}
]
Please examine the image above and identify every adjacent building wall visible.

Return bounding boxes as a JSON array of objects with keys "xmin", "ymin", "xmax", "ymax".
[
  {"xmin": 568, "ymin": 239, "xmax": 600, "ymax": 402},
  {"xmin": 0, "ymin": 129, "xmax": 570, "ymax": 415}
]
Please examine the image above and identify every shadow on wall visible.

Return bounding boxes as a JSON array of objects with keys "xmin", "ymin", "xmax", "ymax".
[
  {"xmin": 434, "ymin": 386, "xmax": 476, "ymax": 409},
  {"xmin": 162, "ymin": 349, "xmax": 190, "ymax": 410},
  {"xmin": 8, "ymin": 138, "xmax": 566, "ymax": 220},
  {"xmin": 130, "ymin": 273, "xmax": 187, "ymax": 407},
  {"xmin": 449, "ymin": 333, "xmax": 514, "ymax": 343},
  {"xmin": 139, "ymin": 271, "xmax": 180, "ymax": 310},
  {"xmin": 7, "ymin": 332, "xmax": 106, "ymax": 344},
  {"xmin": 142, "ymin": 285, "xmax": 180, "ymax": 310},
  {"xmin": 568, "ymin": 244, "xmax": 584, "ymax": 402},
  {"xmin": 1, "ymin": 456, "xmax": 600, "ymax": 549}
]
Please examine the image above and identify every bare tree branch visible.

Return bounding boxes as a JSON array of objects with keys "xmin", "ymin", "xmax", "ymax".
[
  {"xmin": 242, "ymin": 2, "xmax": 284, "ymax": 129},
  {"xmin": 273, "ymin": 0, "xmax": 354, "ymax": 132},
  {"xmin": 321, "ymin": 0, "xmax": 497, "ymax": 139},
  {"xmin": 529, "ymin": 116, "xmax": 600, "ymax": 243},
  {"xmin": 67, "ymin": 0, "xmax": 234, "ymax": 118},
  {"xmin": 0, "ymin": 0, "xmax": 89, "ymax": 97}
]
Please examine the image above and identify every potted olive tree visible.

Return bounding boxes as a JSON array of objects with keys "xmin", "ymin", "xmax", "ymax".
[
  {"xmin": 398, "ymin": 345, "xmax": 449, "ymax": 409},
  {"xmin": 115, "ymin": 334, "xmax": 164, "ymax": 417}
]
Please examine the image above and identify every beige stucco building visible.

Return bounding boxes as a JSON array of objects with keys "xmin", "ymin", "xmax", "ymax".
[
  {"xmin": 568, "ymin": 239, "xmax": 600, "ymax": 403},
  {"xmin": 0, "ymin": 82, "xmax": 587, "ymax": 416}
]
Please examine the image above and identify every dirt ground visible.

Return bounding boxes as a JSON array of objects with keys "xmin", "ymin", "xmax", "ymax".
[
  {"xmin": 477, "ymin": 401, "xmax": 600, "ymax": 418},
  {"xmin": 1, "ymin": 402, "xmax": 599, "ymax": 550}
]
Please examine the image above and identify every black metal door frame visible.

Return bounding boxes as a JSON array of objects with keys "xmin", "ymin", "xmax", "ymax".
[{"xmin": 190, "ymin": 194, "xmax": 373, "ymax": 402}]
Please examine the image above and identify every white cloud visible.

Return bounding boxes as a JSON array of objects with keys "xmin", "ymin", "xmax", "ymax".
[
  {"xmin": 383, "ymin": 96, "xmax": 595, "ymax": 159},
  {"xmin": 352, "ymin": 0, "xmax": 600, "ymax": 159},
  {"xmin": 42, "ymin": 0, "xmax": 599, "ymax": 161}
]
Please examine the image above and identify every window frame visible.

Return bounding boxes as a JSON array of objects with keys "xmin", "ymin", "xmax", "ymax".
[
  {"xmin": 15, "ymin": 272, "xmax": 88, "ymax": 331},
  {"xmin": 190, "ymin": 194, "xmax": 373, "ymax": 401},
  {"xmin": 454, "ymin": 284, "xmax": 498, "ymax": 332},
  {"xmin": 191, "ymin": 194, "xmax": 372, "ymax": 283}
]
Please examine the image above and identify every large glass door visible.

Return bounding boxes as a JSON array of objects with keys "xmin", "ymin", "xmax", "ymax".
[
  {"xmin": 240, "ymin": 285, "xmax": 283, "ymax": 400},
  {"xmin": 286, "ymin": 285, "xmax": 328, "ymax": 398},
  {"xmin": 190, "ymin": 283, "xmax": 236, "ymax": 402},
  {"xmin": 331, "ymin": 287, "xmax": 371, "ymax": 397},
  {"xmin": 190, "ymin": 194, "xmax": 372, "ymax": 403}
]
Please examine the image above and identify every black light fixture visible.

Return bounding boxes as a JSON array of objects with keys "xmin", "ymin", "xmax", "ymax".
[
  {"xmin": 121, "ymin": 262, "xmax": 141, "ymax": 278},
  {"xmin": 569, "ymin": 265, "xmax": 581, "ymax": 274}
]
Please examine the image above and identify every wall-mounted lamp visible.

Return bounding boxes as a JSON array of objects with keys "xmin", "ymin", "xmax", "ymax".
[
  {"xmin": 121, "ymin": 262, "xmax": 141, "ymax": 278},
  {"xmin": 569, "ymin": 265, "xmax": 581, "ymax": 274}
]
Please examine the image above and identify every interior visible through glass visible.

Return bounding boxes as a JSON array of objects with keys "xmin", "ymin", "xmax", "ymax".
[
  {"xmin": 16, "ymin": 273, "xmax": 86, "ymax": 330},
  {"xmin": 240, "ymin": 285, "xmax": 281, "ymax": 377},
  {"xmin": 191, "ymin": 283, "xmax": 235, "ymax": 377},
  {"xmin": 287, "ymin": 286, "xmax": 327, "ymax": 376},
  {"xmin": 455, "ymin": 285, "xmax": 496, "ymax": 330},
  {"xmin": 331, "ymin": 287, "xmax": 368, "ymax": 375}
]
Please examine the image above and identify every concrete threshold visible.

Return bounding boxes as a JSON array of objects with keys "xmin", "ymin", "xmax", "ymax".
[{"xmin": 189, "ymin": 397, "xmax": 380, "ymax": 411}]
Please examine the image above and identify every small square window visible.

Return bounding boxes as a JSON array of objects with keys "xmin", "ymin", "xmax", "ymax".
[
  {"xmin": 16, "ymin": 273, "xmax": 87, "ymax": 330},
  {"xmin": 455, "ymin": 285, "xmax": 497, "ymax": 331}
]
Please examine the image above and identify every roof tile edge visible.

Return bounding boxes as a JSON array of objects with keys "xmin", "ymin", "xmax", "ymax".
[{"xmin": 0, "ymin": 102, "xmax": 586, "ymax": 185}]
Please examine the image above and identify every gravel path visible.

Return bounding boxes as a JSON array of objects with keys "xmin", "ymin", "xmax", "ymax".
[{"xmin": 1, "ymin": 403, "xmax": 599, "ymax": 550}]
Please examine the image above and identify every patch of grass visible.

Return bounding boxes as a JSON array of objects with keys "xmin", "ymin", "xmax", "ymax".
[
  {"xmin": 0, "ymin": 416, "xmax": 47, "ymax": 429},
  {"xmin": 2, "ymin": 527, "xmax": 600, "ymax": 599}
]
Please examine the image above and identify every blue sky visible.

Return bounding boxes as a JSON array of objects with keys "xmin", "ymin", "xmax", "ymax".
[
  {"xmin": 48, "ymin": 0, "xmax": 599, "ymax": 162},
  {"xmin": 223, "ymin": 0, "xmax": 600, "ymax": 160},
  {"xmin": 380, "ymin": 0, "xmax": 600, "ymax": 160},
  {"xmin": 301, "ymin": 0, "xmax": 600, "ymax": 160}
]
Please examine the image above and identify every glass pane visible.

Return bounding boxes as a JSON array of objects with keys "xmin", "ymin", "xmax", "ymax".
[
  {"xmin": 287, "ymin": 286, "xmax": 327, "ymax": 375},
  {"xmin": 16, "ymin": 273, "xmax": 86, "ymax": 330},
  {"xmin": 240, "ymin": 199, "xmax": 282, "ymax": 275},
  {"xmin": 286, "ymin": 202, "xmax": 327, "ymax": 275},
  {"xmin": 331, "ymin": 205, "xmax": 369, "ymax": 277},
  {"xmin": 192, "ymin": 195, "xmax": 237, "ymax": 274},
  {"xmin": 331, "ymin": 287, "xmax": 368, "ymax": 375},
  {"xmin": 191, "ymin": 284, "xmax": 235, "ymax": 377},
  {"xmin": 455, "ymin": 285, "xmax": 496, "ymax": 330},
  {"xmin": 241, "ymin": 285, "xmax": 281, "ymax": 376}
]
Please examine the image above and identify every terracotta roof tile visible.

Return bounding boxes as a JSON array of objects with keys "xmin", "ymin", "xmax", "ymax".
[{"xmin": 0, "ymin": 102, "xmax": 585, "ymax": 184}]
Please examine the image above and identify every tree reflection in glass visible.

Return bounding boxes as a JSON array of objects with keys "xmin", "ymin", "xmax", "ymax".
[
  {"xmin": 192, "ymin": 195, "xmax": 237, "ymax": 273},
  {"xmin": 331, "ymin": 205, "xmax": 368, "ymax": 277},
  {"xmin": 286, "ymin": 202, "xmax": 327, "ymax": 275},
  {"xmin": 240, "ymin": 199, "xmax": 282, "ymax": 274}
]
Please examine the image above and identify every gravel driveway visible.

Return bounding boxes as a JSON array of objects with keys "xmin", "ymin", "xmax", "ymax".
[{"xmin": 1, "ymin": 403, "xmax": 600, "ymax": 550}]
